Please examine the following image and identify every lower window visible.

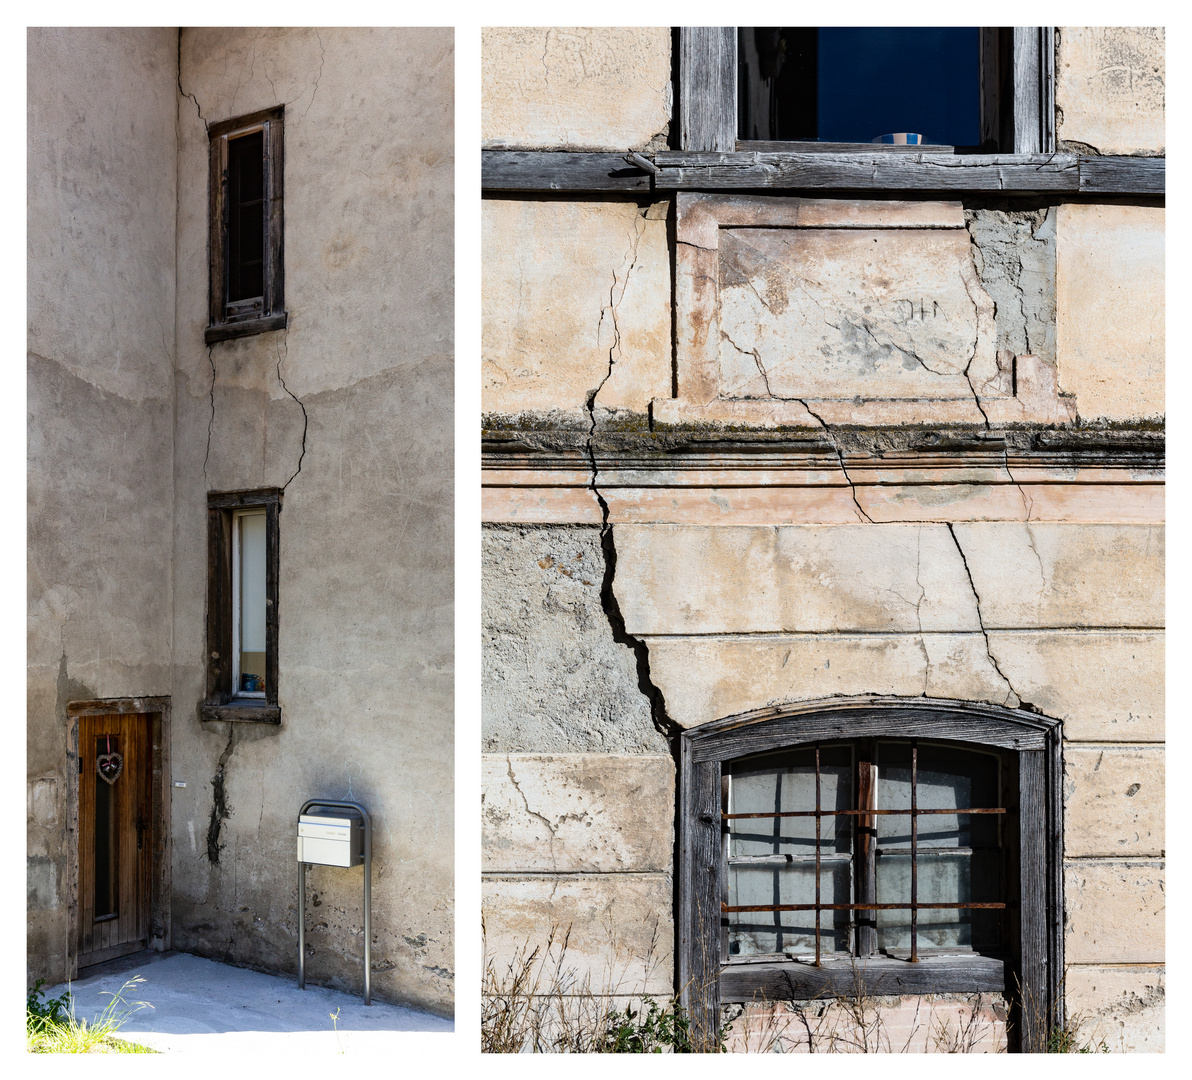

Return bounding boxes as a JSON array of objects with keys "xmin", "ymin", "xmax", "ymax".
[{"xmin": 679, "ymin": 699, "xmax": 1062, "ymax": 1052}]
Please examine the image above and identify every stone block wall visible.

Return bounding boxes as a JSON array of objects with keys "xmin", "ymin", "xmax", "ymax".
[{"xmin": 482, "ymin": 25, "xmax": 1164, "ymax": 1051}]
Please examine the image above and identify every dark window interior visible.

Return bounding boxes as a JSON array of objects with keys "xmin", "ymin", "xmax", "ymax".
[
  {"xmin": 226, "ymin": 130, "xmax": 265, "ymax": 304},
  {"xmin": 739, "ymin": 27, "xmax": 980, "ymax": 147}
]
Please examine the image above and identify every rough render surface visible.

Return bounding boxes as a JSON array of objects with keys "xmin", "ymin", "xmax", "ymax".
[
  {"xmin": 1065, "ymin": 860, "xmax": 1164, "ymax": 964},
  {"xmin": 482, "ymin": 526, "xmax": 666, "ymax": 754},
  {"xmin": 482, "ymin": 199, "xmax": 672, "ymax": 427},
  {"xmin": 482, "ymin": 875, "xmax": 673, "ymax": 997},
  {"xmin": 27, "ymin": 26, "xmax": 178, "ymax": 982},
  {"xmin": 168, "ymin": 28, "xmax": 454, "ymax": 1016},
  {"xmin": 966, "ymin": 207, "xmax": 1056, "ymax": 364},
  {"xmin": 482, "ymin": 27, "xmax": 671, "ymax": 151},
  {"xmin": 1063, "ymin": 746, "xmax": 1163, "ymax": 857},
  {"xmin": 482, "ymin": 754, "xmax": 673, "ymax": 874},
  {"xmin": 1065, "ymin": 965, "xmax": 1164, "ymax": 1052},
  {"xmin": 1056, "ymin": 27, "xmax": 1165, "ymax": 155},
  {"xmin": 1056, "ymin": 203, "xmax": 1164, "ymax": 423}
]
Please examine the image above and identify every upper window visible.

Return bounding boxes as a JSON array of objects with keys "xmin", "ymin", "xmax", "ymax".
[
  {"xmin": 678, "ymin": 699, "xmax": 1062, "ymax": 1053},
  {"xmin": 206, "ymin": 108, "xmax": 286, "ymax": 344},
  {"xmin": 738, "ymin": 28, "xmax": 981, "ymax": 148},
  {"xmin": 203, "ymin": 490, "xmax": 281, "ymax": 723},
  {"xmin": 679, "ymin": 27, "xmax": 1053, "ymax": 155}
]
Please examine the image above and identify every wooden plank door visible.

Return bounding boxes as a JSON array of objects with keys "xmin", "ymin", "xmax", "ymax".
[{"xmin": 77, "ymin": 713, "xmax": 151, "ymax": 968}]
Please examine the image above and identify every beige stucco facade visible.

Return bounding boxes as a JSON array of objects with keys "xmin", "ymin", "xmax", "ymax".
[
  {"xmin": 29, "ymin": 27, "xmax": 454, "ymax": 1017},
  {"xmin": 482, "ymin": 26, "xmax": 1163, "ymax": 1052}
]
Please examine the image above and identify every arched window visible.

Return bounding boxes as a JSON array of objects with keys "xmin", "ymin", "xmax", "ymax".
[{"xmin": 678, "ymin": 697, "xmax": 1062, "ymax": 1053}]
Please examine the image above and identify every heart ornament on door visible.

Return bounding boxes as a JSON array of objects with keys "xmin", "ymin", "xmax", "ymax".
[{"xmin": 97, "ymin": 752, "xmax": 124, "ymax": 785}]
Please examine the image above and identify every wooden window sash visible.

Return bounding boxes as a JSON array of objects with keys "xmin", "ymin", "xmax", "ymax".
[
  {"xmin": 206, "ymin": 107, "xmax": 286, "ymax": 344},
  {"xmin": 679, "ymin": 698, "xmax": 1062, "ymax": 1053},
  {"xmin": 680, "ymin": 26, "xmax": 1055, "ymax": 155}
]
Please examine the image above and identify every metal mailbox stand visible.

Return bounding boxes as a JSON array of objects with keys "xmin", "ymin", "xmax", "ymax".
[{"xmin": 297, "ymin": 799, "xmax": 372, "ymax": 1005}]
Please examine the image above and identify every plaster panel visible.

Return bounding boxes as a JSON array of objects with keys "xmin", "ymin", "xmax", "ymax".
[
  {"xmin": 482, "ymin": 874, "xmax": 673, "ymax": 996},
  {"xmin": 482, "ymin": 754, "xmax": 674, "ymax": 873},
  {"xmin": 1056, "ymin": 27, "xmax": 1165, "ymax": 155},
  {"xmin": 952, "ymin": 523, "xmax": 1164, "ymax": 629},
  {"xmin": 1064, "ymin": 746, "xmax": 1164, "ymax": 858},
  {"xmin": 613, "ymin": 524, "xmax": 981, "ymax": 636},
  {"xmin": 1056, "ymin": 204, "xmax": 1164, "ymax": 423},
  {"xmin": 717, "ymin": 227, "xmax": 997, "ymax": 400},
  {"xmin": 986, "ymin": 631, "xmax": 1163, "ymax": 742},
  {"xmin": 1064, "ymin": 860, "xmax": 1164, "ymax": 964},
  {"xmin": 649, "ymin": 633, "xmax": 1018, "ymax": 729},
  {"xmin": 1065, "ymin": 965, "xmax": 1165, "ymax": 1053},
  {"xmin": 482, "ymin": 27, "xmax": 671, "ymax": 151},
  {"xmin": 482, "ymin": 199, "xmax": 672, "ymax": 425}
]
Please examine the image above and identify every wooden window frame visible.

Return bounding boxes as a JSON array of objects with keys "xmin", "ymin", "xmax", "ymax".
[
  {"xmin": 680, "ymin": 26, "xmax": 1055, "ymax": 155},
  {"xmin": 206, "ymin": 107, "xmax": 286, "ymax": 344},
  {"xmin": 678, "ymin": 697, "xmax": 1062, "ymax": 1053},
  {"xmin": 202, "ymin": 489, "xmax": 281, "ymax": 723}
]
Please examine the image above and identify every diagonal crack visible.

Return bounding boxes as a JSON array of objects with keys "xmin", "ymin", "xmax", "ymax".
[
  {"xmin": 203, "ymin": 345, "xmax": 215, "ymax": 482},
  {"xmin": 584, "ymin": 206, "xmax": 678, "ymax": 740},
  {"xmin": 506, "ymin": 755, "xmax": 558, "ymax": 871},
  {"xmin": 799, "ymin": 400, "xmax": 873, "ymax": 524},
  {"xmin": 945, "ymin": 523, "xmax": 1024, "ymax": 709},
  {"xmin": 275, "ymin": 332, "xmax": 308, "ymax": 489}
]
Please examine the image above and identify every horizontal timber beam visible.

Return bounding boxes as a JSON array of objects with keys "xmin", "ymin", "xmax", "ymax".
[{"xmin": 482, "ymin": 150, "xmax": 1163, "ymax": 197}]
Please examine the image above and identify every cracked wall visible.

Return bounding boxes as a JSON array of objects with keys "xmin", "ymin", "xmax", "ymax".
[
  {"xmin": 1056, "ymin": 27, "xmax": 1164, "ymax": 156},
  {"xmin": 481, "ymin": 25, "xmax": 1163, "ymax": 1050},
  {"xmin": 482, "ymin": 27, "xmax": 672, "ymax": 151},
  {"xmin": 27, "ymin": 27, "xmax": 179, "ymax": 983},
  {"xmin": 169, "ymin": 28, "xmax": 454, "ymax": 1017}
]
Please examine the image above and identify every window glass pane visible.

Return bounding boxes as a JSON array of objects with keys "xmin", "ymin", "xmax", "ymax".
[
  {"xmin": 227, "ymin": 129, "xmax": 265, "ymax": 302},
  {"xmin": 238, "ymin": 512, "xmax": 267, "ymax": 692},
  {"xmin": 739, "ymin": 27, "xmax": 980, "ymax": 146},
  {"xmin": 727, "ymin": 746, "xmax": 852, "ymax": 856},
  {"xmin": 875, "ymin": 743, "xmax": 999, "ymax": 849},
  {"xmin": 728, "ymin": 863, "xmax": 851, "ymax": 956},
  {"xmin": 875, "ymin": 851, "xmax": 1002, "ymax": 951}
]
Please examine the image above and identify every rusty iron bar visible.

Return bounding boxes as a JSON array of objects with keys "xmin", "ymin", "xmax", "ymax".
[
  {"xmin": 723, "ymin": 808, "xmax": 1005, "ymax": 819},
  {"xmin": 815, "ymin": 744, "xmax": 822, "ymax": 967},
  {"xmin": 911, "ymin": 741, "xmax": 918, "ymax": 963},
  {"xmin": 723, "ymin": 902, "xmax": 1007, "ymax": 912}
]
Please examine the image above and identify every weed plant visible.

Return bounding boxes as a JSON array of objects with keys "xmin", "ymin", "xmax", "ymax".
[{"xmin": 27, "ymin": 976, "xmax": 156, "ymax": 1054}]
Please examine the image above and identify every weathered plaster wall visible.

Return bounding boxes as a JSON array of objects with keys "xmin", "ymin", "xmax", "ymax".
[
  {"xmin": 482, "ymin": 199, "xmax": 672, "ymax": 428},
  {"xmin": 27, "ymin": 27, "xmax": 178, "ymax": 983},
  {"xmin": 1056, "ymin": 203, "xmax": 1164, "ymax": 424},
  {"xmin": 1056, "ymin": 27, "xmax": 1164, "ymax": 155},
  {"xmin": 172, "ymin": 28, "xmax": 453, "ymax": 1015},
  {"xmin": 482, "ymin": 27, "xmax": 671, "ymax": 151}
]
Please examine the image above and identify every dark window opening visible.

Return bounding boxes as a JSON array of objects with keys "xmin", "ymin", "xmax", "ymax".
[
  {"xmin": 739, "ymin": 27, "xmax": 981, "ymax": 148},
  {"xmin": 206, "ymin": 107, "xmax": 286, "ymax": 343},
  {"xmin": 226, "ymin": 130, "xmax": 265, "ymax": 307}
]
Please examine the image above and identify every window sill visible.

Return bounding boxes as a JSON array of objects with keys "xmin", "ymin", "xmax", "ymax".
[
  {"xmin": 719, "ymin": 953, "xmax": 1007, "ymax": 1001},
  {"xmin": 201, "ymin": 701, "xmax": 281, "ymax": 724},
  {"xmin": 205, "ymin": 312, "xmax": 288, "ymax": 345}
]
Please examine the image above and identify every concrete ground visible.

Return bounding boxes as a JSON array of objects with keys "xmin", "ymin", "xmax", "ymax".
[{"xmin": 45, "ymin": 950, "xmax": 452, "ymax": 1053}]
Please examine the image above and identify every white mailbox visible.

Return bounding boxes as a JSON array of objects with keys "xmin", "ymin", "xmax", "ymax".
[{"xmin": 297, "ymin": 811, "xmax": 362, "ymax": 867}]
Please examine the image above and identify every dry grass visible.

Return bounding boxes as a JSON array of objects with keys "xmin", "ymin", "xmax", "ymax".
[{"xmin": 27, "ymin": 976, "xmax": 157, "ymax": 1054}]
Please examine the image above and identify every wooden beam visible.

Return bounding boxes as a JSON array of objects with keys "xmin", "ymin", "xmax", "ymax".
[
  {"xmin": 482, "ymin": 150, "xmax": 1164, "ymax": 197},
  {"xmin": 481, "ymin": 151, "xmax": 653, "ymax": 193}
]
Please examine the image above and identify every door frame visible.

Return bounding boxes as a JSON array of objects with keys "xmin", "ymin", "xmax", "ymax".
[{"xmin": 66, "ymin": 697, "xmax": 171, "ymax": 977}]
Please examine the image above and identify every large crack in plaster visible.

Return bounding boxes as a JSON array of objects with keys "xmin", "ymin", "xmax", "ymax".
[
  {"xmin": 206, "ymin": 727, "xmax": 237, "ymax": 864},
  {"xmin": 585, "ymin": 207, "xmax": 679, "ymax": 739},
  {"xmin": 797, "ymin": 400, "xmax": 874, "ymax": 525},
  {"xmin": 275, "ymin": 332, "xmax": 308, "ymax": 489},
  {"xmin": 945, "ymin": 523, "xmax": 1029, "ymax": 710}
]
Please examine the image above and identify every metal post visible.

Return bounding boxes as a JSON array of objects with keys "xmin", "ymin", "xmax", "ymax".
[{"xmin": 297, "ymin": 798, "xmax": 372, "ymax": 1005}]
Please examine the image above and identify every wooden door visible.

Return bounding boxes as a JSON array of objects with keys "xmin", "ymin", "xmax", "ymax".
[{"xmin": 77, "ymin": 713, "xmax": 151, "ymax": 967}]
